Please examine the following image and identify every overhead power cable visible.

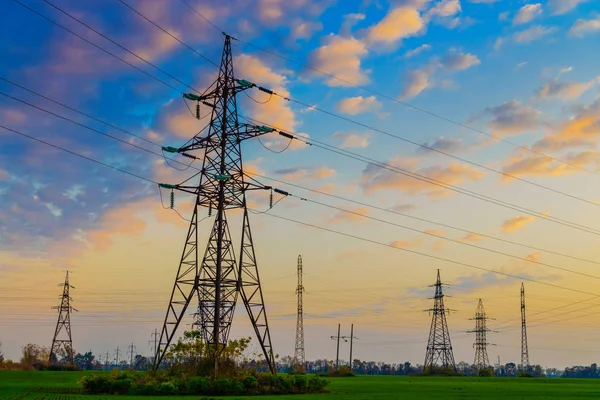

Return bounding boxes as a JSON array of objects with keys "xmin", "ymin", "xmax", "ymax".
[
  {"xmin": 11, "ymin": 0, "xmax": 183, "ymax": 93},
  {"xmin": 4, "ymin": 79, "xmax": 600, "ymax": 271},
  {"xmin": 239, "ymin": 115, "xmax": 600, "ymax": 236},
  {"xmin": 244, "ymin": 83, "xmax": 600, "ymax": 209},
  {"xmin": 3, "ymin": 124, "xmax": 598, "ymax": 299},
  {"xmin": 177, "ymin": 0, "xmax": 600, "ymax": 178},
  {"xmin": 15, "ymin": 0, "xmax": 600, "ymax": 231}
]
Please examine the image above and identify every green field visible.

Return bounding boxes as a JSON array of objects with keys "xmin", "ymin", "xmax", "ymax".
[{"xmin": 2, "ymin": 371, "xmax": 600, "ymax": 399}]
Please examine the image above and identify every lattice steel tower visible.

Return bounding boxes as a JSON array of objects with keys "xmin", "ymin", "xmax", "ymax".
[
  {"xmin": 153, "ymin": 34, "xmax": 280, "ymax": 375},
  {"xmin": 424, "ymin": 269, "xmax": 456, "ymax": 372},
  {"xmin": 521, "ymin": 282, "xmax": 529, "ymax": 371},
  {"xmin": 293, "ymin": 255, "xmax": 305, "ymax": 371},
  {"xmin": 49, "ymin": 271, "xmax": 77, "ymax": 364},
  {"xmin": 468, "ymin": 298, "xmax": 492, "ymax": 371}
]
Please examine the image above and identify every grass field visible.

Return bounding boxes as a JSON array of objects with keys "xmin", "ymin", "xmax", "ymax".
[{"xmin": 2, "ymin": 370, "xmax": 600, "ymax": 399}]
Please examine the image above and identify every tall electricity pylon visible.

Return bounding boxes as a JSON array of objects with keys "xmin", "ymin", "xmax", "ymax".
[
  {"xmin": 49, "ymin": 271, "xmax": 77, "ymax": 364},
  {"xmin": 424, "ymin": 269, "xmax": 456, "ymax": 372},
  {"xmin": 467, "ymin": 298, "xmax": 493, "ymax": 371},
  {"xmin": 153, "ymin": 34, "xmax": 281, "ymax": 375},
  {"xmin": 521, "ymin": 282, "xmax": 530, "ymax": 372},
  {"xmin": 293, "ymin": 255, "xmax": 305, "ymax": 371}
]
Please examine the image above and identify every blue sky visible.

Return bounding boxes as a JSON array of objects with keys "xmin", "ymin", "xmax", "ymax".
[{"xmin": 2, "ymin": 0, "xmax": 600, "ymax": 367}]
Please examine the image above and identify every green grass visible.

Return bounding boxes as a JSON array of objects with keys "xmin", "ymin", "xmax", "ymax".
[{"xmin": 2, "ymin": 370, "xmax": 600, "ymax": 399}]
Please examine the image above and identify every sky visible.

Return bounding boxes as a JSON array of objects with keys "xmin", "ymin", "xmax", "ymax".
[{"xmin": 1, "ymin": 0, "xmax": 600, "ymax": 369}]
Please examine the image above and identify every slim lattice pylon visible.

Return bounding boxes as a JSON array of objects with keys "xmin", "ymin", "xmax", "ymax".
[
  {"xmin": 468, "ymin": 298, "xmax": 492, "ymax": 371},
  {"xmin": 424, "ymin": 269, "xmax": 456, "ymax": 372},
  {"xmin": 521, "ymin": 282, "xmax": 529, "ymax": 371},
  {"xmin": 153, "ymin": 34, "xmax": 278, "ymax": 375},
  {"xmin": 49, "ymin": 271, "xmax": 77, "ymax": 364},
  {"xmin": 293, "ymin": 255, "xmax": 305, "ymax": 371}
]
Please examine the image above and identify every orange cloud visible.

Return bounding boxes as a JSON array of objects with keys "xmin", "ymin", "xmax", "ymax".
[
  {"xmin": 329, "ymin": 207, "xmax": 369, "ymax": 223},
  {"xmin": 390, "ymin": 238, "xmax": 422, "ymax": 249},
  {"xmin": 307, "ymin": 34, "xmax": 369, "ymax": 86},
  {"xmin": 361, "ymin": 161, "xmax": 485, "ymax": 197},
  {"xmin": 336, "ymin": 96, "xmax": 382, "ymax": 115},
  {"xmin": 502, "ymin": 215, "xmax": 535, "ymax": 233},
  {"xmin": 433, "ymin": 240, "xmax": 447, "ymax": 252},
  {"xmin": 275, "ymin": 166, "xmax": 336, "ymax": 182},
  {"xmin": 366, "ymin": 7, "xmax": 424, "ymax": 45},
  {"xmin": 501, "ymin": 150, "xmax": 600, "ymax": 179},
  {"xmin": 0, "ymin": 168, "xmax": 9, "ymax": 181},
  {"xmin": 1, "ymin": 108, "xmax": 27, "ymax": 124},
  {"xmin": 526, "ymin": 252, "xmax": 542, "ymax": 262},
  {"xmin": 332, "ymin": 132, "xmax": 371, "ymax": 148},
  {"xmin": 459, "ymin": 233, "xmax": 483, "ymax": 242}
]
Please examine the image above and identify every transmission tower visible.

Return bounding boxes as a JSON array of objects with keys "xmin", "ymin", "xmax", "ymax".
[
  {"xmin": 293, "ymin": 255, "xmax": 305, "ymax": 371},
  {"xmin": 153, "ymin": 34, "xmax": 281, "ymax": 375},
  {"xmin": 521, "ymin": 282, "xmax": 530, "ymax": 371},
  {"xmin": 49, "ymin": 271, "xmax": 77, "ymax": 365},
  {"xmin": 424, "ymin": 269, "xmax": 456, "ymax": 372},
  {"xmin": 467, "ymin": 298, "xmax": 494, "ymax": 371}
]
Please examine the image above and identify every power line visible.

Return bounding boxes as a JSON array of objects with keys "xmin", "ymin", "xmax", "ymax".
[
  {"xmin": 240, "ymin": 115, "xmax": 600, "ymax": 237},
  {"xmin": 41, "ymin": 0, "xmax": 202, "ymax": 95},
  {"xmin": 245, "ymin": 84, "xmax": 600, "ymax": 209},
  {"xmin": 178, "ymin": 0, "xmax": 600, "ymax": 178},
  {"xmin": 4, "ymin": 86, "xmax": 600, "ymax": 282},
  {"xmin": 3, "ymin": 125, "xmax": 598, "ymax": 303},
  {"xmin": 116, "ymin": 0, "xmax": 219, "ymax": 68},
  {"xmin": 12, "ymin": 1, "xmax": 600, "ymax": 234},
  {"xmin": 11, "ymin": 0, "xmax": 183, "ymax": 93}
]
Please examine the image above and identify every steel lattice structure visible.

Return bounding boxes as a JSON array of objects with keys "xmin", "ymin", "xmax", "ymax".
[
  {"xmin": 153, "ymin": 34, "xmax": 279, "ymax": 375},
  {"xmin": 293, "ymin": 255, "xmax": 305, "ymax": 371},
  {"xmin": 521, "ymin": 282, "xmax": 530, "ymax": 372},
  {"xmin": 49, "ymin": 271, "xmax": 77, "ymax": 364},
  {"xmin": 468, "ymin": 298, "xmax": 492, "ymax": 371},
  {"xmin": 424, "ymin": 269, "xmax": 456, "ymax": 372}
]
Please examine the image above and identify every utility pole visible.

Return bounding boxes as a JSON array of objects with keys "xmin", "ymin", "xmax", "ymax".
[
  {"xmin": 521, "ymin": 283, "xmax": 530, "ymax": 372},
  {"xmin": 330, "ymin": 324, "xmax": 341, "ymax": 370},
  {"xmin": 105, "ymin": 351, "xmax": 109, "ymax": 370},
  {"xmin": 424, "ymin": 269, "xmax": 456, "ymax": 372},
  {"xmin": 114, "ymin": 347, "xmax": 120, "ymax": 369},
  {"xmin": 293, "ymin": 255, "xmax": 305, "ymax": 372},
  {"xmin": 467, "ymin": 299, "xmax": 494, "ymax": 371},
  {"xmin": 127, "ymin": 342, "xmax": 136, "ymax": 368},
  {"xmin": 348, "ymin": 324, "xmax": 355, "ymax": 372},
  {"xmin": 154, "ymin": 33, "xmax": 281, "ymax": 376},
  {"xmin": 49, "ymin": 271, "xmax": 77, "ymax": 365}
]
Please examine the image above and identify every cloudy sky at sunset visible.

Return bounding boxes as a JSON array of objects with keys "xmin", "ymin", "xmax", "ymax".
[{"xmin": 2, "ymin": 0, "xmax": 600, "ymax": 368}]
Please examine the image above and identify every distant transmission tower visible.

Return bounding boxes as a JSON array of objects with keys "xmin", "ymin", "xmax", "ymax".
[
  {"xmin": 49, "ymin": 271, "xmax": 77, "ymax": 365},
  {"xmin": 154, "ymin": 34, "xmax": 280, "ymax": 375},
  {"xmin": 293, "ymin": 255, "xmax": 305, "ymax": 372},
  {"xmin": 467, "ymin": 298, "xmax": 494, "ymax": 371},
  {"xmin": 424, "ymin": 269, "xmax": 456, "ymax": 372},
  {"xmin": 521, "ymin": 283, "xmax": 530, "ymax": 371}
]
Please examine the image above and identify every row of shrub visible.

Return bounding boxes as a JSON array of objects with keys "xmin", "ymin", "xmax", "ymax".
[{"xmin": 78, "ymin": 370, "xmax": 329, "ymax": 396}]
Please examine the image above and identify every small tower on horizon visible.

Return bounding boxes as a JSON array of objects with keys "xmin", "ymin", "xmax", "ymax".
[
  {"xmin": 49, "ymin": 271, "xmax": 77, "ymax": 364},
  {"xmin": 424, "ymin": 269, "xmax": 456, "ymax": 372},
  {"xmin": 293, "ymin": 255, "xmax": 305, "ymax": 372},
  {"xmin": 468, "ymin": 298, "xmax": 493, "ymax": 371}
]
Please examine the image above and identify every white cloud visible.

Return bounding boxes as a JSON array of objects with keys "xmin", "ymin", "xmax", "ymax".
[
  {"xmin": 440, "ymin": 51, "xmax": 481, "ymax": 71},
  {"xmin": 399, "ymin": 69, "xmax": 432, "ymax": 100},
  {"xmin": 548, "ymin": 0, "xmax": 589, "ymax": 15},
  {"xmin": 513, "ymin": 25, "xmax": 556, "ymax": 43},
  {"xmin": 569, "ymin": 16, "xmax": 600, "ymax": 38},
  {"xmin": 404, "ymin": 44, "xmax": 432, "ymax": 58},
  {"xmin": 535, "ymin": 77, "xmax": 599, "ymax": 100},
  {"xmin": 513, "ymin": 3, "xmax": 543, "ymax": 25},
  {"xmin": 336, "ymin": 96, "xmax": 382, "ymax": 115},
  {"xmin": 426, "ymin": 0, "xmax": 462, "ymax": 19}
]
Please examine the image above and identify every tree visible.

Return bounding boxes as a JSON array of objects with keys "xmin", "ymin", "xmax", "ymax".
[
  {"xmin": 20, "ymin": 344, "xmax": 49, "ymax": 368},
  {"xmin": 74, "ymin": 352, "xmax": 95, "ymax": 370}
]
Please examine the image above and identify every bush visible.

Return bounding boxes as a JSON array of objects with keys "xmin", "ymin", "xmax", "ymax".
[
  {"xmin": 294, "ymin": 374, "xmax": 308, "ymax": 391},
  {"xmin": 187, "ymin": 376, "xmax": 211, "ymax": 394},
  {"xmin": 159, "ymin": 381, "xmax": 177, "ymax": 395},
  {"xmin": 78, "ymin": 375, "xmax": 111, "ymax": 394},
  {"xmin": 308, "ymin": 375, "xmax": 329, "ymax": 393},
  {"xmin": 110, "ymin": 379, "xmax": 133, "ymax": 395},
  {"xmin": 242, "ymin": 375, "xmax": 259, "ymax": 392},
  {"xmin": 134, "ymin": 381, "xmax": 159, "ymax": 396},
  {"xmin": 213, "ymin": 378, "xmax": 235, "ymax": 396}
]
